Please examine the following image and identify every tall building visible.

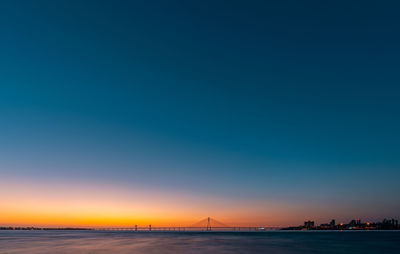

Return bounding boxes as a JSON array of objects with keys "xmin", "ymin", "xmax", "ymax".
[
  {"xmin": 349, "ymin": 219, "xmax": 361, "ymax": 226},
  {"xmin": 304, "ymin": 221, "xmax": 315, "ymax": 229}
]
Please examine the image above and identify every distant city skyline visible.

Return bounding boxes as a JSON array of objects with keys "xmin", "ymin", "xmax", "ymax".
[
  {"xmin": 1, "ymin": 217, "xmax": 399, "ymax": 232},
  {"xmin": 1, "ymin": 0, "xmax": 400, "ymax": 227}
]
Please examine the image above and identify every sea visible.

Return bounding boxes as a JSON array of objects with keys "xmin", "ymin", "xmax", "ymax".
[{"xmin": 0, "ymin": 230, "xmax": 399, "ymax": 254}]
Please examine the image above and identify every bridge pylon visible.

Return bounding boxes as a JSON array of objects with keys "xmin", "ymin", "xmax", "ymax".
[{"xmin": 206, "ymin": 217, "xmax": 211, "ymax": 231}]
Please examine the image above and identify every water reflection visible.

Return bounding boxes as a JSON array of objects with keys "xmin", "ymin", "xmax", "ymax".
[{"xmin": 0, "ymin": 230, "xmax": 399, "ymax": 254}]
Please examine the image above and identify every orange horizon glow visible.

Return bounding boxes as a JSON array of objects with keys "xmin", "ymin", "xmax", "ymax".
[
  {"xmin": 0, "ymin": 178, "xmax": 305, "ymax": 228},
  {"xmin": 0, "ymin": 177, "xmax": 376, "ymax": 228}
]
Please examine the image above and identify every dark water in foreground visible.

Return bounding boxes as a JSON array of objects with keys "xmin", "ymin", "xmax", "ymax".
[{"xmin": 1, "ymin": 230, "xmax": 399, "ymax": 254}]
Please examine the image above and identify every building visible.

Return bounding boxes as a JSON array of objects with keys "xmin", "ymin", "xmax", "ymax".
[{"xmin": 304, "ymin": 221, "xmax": 315, "ymax": 229}]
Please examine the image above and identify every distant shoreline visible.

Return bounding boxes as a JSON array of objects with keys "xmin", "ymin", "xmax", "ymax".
[{"xmin": 1, "ymin": 227, "xmax": 399, "ymax": 232}]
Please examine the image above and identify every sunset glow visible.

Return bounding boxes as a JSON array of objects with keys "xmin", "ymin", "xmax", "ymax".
[{"xmin": 1, "ymin": 0, "xmax": 399, "ymax": 231}]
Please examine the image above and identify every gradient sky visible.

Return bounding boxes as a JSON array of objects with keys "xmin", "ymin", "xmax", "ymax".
[{"xmin": 1, "ymin": 0, "xmax": 400, "ymax": 227}]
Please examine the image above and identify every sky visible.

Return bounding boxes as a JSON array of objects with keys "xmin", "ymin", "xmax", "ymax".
[{"xmin": 1, "ymin": 0, "xmax": 400, "ymax": 227}]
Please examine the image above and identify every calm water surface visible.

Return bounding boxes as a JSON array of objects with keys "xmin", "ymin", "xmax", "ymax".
[{"xmin": 0, "ymin": 230, "xmax": 399, "ymax": 254}]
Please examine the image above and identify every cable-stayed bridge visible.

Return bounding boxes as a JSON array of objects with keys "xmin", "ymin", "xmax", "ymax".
[
  {"xmin": 189, "ymin": 217, "xmax": 229, "ymax": 230},
  {"xmin": 95, "ymin": 217, "xmax": 281, "ymax": 231}
]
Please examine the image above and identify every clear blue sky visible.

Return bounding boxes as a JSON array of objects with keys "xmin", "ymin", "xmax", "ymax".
[{"xmin": 1, "ymin": 0, "xmax": 399, "ymax": 225}]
